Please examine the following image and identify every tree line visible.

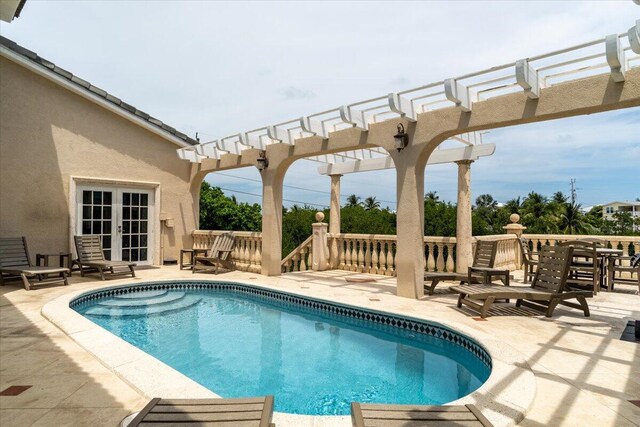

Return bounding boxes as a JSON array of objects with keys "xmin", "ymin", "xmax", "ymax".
[{"xmin": 199, "ymin": 182, "xmax": 639, "ymax": 257}]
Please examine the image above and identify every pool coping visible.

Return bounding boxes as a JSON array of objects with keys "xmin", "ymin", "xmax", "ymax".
[{"xmin": 42, "ymin": 279, "xmax": 536, "ymax": 427}]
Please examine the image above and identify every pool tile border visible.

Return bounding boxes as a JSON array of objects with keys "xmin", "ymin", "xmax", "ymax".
[{"xmin": 71, "ymin": 280, "xmax": 492, "ymax": 371}]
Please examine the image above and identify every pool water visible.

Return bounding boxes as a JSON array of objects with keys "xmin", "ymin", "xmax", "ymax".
[{"xmin": 74, "ymin": 284, "xmax": 490, "ymax": 415}]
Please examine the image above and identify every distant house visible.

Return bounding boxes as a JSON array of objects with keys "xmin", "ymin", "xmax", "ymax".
[{"xmin": 601, "ymin": 201, "xmax": 640, "ymax": 221}]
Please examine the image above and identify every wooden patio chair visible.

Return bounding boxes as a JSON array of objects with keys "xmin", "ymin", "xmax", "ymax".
[
  {"xmin": 74, "ymin": 235, "xmax": 136, "ymax": 280},
  {"xmin": 351, "ymin": 402, "xmax": 493, "ymax": 427},
  {"xmin": 451, "ymin": 245, "xmax": 592, "ymax": 318},
  {"xmin": 608, "ymin": 253, "xmax": 640, "ymax": 294},
  {"xmin": 558, "ymin": 240, "xmax": 600, "ymax": 293},
  {"xmin": 193, "ymin": 232, "xmax": 235, "ymax": 274},
  {"xmin": 0, "ymin": 237, "xmax": 69, "ymax": 290},
  {"xmin": 519, "ymin": 238, "xmax": 538, "ymax": 284},
  {"xmin": 424, "ymin": 240, "xmax": 506, "ymax": 295},
  {"xmin": 127, "ymin": 396, "xmax": 275, "ymax": 427}
]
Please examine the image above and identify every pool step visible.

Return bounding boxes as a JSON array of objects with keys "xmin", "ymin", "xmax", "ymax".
[
  {"xmin": 97, "ymin": 292, "xmax": 186, "ymax": 308},
  {"xmin": 85, "ymin": 294, "xmax": 201, "ymax": 317},
  {"xmin": 113, "ymin": 289, "xmax": 169, "ymax": 300}
]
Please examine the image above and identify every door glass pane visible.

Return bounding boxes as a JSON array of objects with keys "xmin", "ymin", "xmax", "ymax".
[
  {"xmin": 80, "ymin": 189, "xmax": 113, "ymax": 261},
  {"xmin": 121, "ymin": 192, "xmax": 150, "ymax": 262}
]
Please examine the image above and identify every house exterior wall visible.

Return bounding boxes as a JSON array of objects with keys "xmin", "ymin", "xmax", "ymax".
[
  {"xmin": 602, "ymin": 202, "xmax": 640, "ymax": 221},
  {"xmin": 0, "ymin": 56, "xmax": 199, "ymax": 264}
]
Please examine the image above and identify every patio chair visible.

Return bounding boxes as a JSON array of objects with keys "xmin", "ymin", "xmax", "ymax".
[
  {"xmin": 0, "ymin": 237, "xmax": 69, "ymax": 290},
  {"xmin": 608, "ymin": 253, "xmax": 640, "ymax": 294},
  {"xmin": 424, "ymin": 240, "xmax": 506, "ymax": 295},
  {"xmin": 193, "ymin": 232, "xmax": 235, "ymax": 274},
  {"xmin": 351, "ymin": 402, "xmax": 493, "ymax": 427},
  {"xmin": 74, "ymin": 235, "xmax": 136, "ymax": 280},
  {"xmin": 558, "ymin": 240, "xmax": 600, "ymax": 293},
  {"xmin": 126, "ymin": 396, "xmax": 274, "ymax": 427},
  {"xmin": 451, "ymin": 245, "xmax": 592, "ymax": 318},
  {"xmin": 519, "ymin": 238, "xmax": 538, "ymax": 284}
]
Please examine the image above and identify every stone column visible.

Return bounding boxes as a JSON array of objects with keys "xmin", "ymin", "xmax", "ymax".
[
  {"xmin": 455, "ymin": 160, "xmax": 473, "ymax": 274},
  {"xmin": 503, "ymin": 213, "xmax": 527, "ymax": 269},
  {"xmin": 329, "ymin": 174, "xmax": 342, "ymax": 268},
  {"xmin": 312, "ymin": 212, "xmax": 329, "ymax": 271},
  {"xmin": 260, "ymin": 168, "xmax": 284, "ymax": 276},
  {"xmin": 394, "ymin": 152, "xmax": 426, "ymax": 299}
]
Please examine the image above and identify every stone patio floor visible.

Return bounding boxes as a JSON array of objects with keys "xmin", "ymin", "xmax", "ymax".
[{"xmin": 0, "ymin": 266, "xmax": 638, "ymax": 427}]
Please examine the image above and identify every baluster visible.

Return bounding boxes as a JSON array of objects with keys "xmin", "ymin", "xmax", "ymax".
[
  {"xmin": 249, "ymin": 238, "xmax": 257, "ymax": 272},
  {"xmin": 445, "ymin": 243, "xmax": 455, "ymax": 272},
  {"xmin": 292, "ymin": 253, "xmax": 300, "ymax": 272},
  {"xmin": 370, "ymin": 240, "xmax": 379, "ymax": 274},
  {"xmin": 339, "ymin": 238, "xmax": 346, "ymax": 270},
  {"xmin": 436, "ymin": 244, "xmax": 445, "ymax": 272},
  {"xmin": 255, "ymin": 237, "xmax": 262, "ymax": 272},
  {"xmin": 378, "ymin": 241, "xmax": 387, "ymax": 275},
  {"xmin": 344, "ymin": 240, "xmax": 352, "ymax": 271},
  {"xmin": 423, "ymin": 241, "xmax": 428, "ymax": 273},
  {"xmin": 364, "ymin": 239, "xmax": 371, "ymax": 273},
  {"xmin": 350, "ymin": 240, "xmax": 358, "ymax": 272},
  {"xmin": 301, "ymin": 247, "xmax": 308, "ymax": 271},
  {"xmin": 387, "ymin": 242, "xmax": 395, "ymax": 276},
  {"xmin": 427, "ymin": 243, "xmax": 436, "ymax": 272}
]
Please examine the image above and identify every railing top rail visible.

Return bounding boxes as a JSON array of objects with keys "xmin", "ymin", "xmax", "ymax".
[
  {"xmin": 281, "ymin": 235, "xmax": 313, "ymax": 265},
  {"xmin": 522, "ymin": 234, "xmax": 639, "ymax": 242},
  {"xmin": 193, "ymin": 230, "xmax": 262, "ymax": 238}
]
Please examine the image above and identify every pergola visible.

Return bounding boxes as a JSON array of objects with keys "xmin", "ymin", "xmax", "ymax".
[{"xmin": 177, "ymin": 21, "xmax": 640, "ymax": 299}]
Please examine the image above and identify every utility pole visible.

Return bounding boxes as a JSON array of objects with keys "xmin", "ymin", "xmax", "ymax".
[{"xmin": 569, "ymin": 178, "xmax": 578, "ymax": 204}]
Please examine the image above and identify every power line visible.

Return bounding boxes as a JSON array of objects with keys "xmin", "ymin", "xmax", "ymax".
[
  {"xmin": 217, "ymin": 187, "xmax": 329, "ymax": 209},
  {"xmin": 211, "ymin": 171, "xmax": 397, "ymax": 206}
]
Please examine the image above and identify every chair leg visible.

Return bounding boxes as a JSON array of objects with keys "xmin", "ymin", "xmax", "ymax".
[
  {"xmin": 577, "ymin": 296, "xmax": 590, "ymax": 317},
  {"xmin": 545, "ymin": 298, "xmax": 561, "ymax": 317},
  {"xmin": 129, "ymin": 265, "xmax": 136, "ymax": 277},
  {"xmin": 62, "ymin": 271, "xmax": 69, "ymax": 286},
  {"xmin": 429, "ymin": 279, "xmax": 441, "ymax": 296},
  {"xmin": 515, "ymin": 299, "xmax": 522, "ymax": 307},
  {"xmin": 99, "ymin": 268, "xmax": 106, "ymax": 281},
  {"xmin": 480, "ymin": 296, "xmax": 495, "ymax": 318},
  {"xmin": 20, "ymin": 273, "xmax": 31, "ymax": 291},
  {"xmin": 457, "ymin": 293, "xmax": 466, "ymax": 308},
  {"xmin": 0, "ymin": 273, "xmax": 5, "ymax": 286}
]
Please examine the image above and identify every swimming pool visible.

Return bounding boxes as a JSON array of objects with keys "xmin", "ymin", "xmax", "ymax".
[{"xmin": 71, "ymin": 281, "xmax": 491, "ymax": 416}]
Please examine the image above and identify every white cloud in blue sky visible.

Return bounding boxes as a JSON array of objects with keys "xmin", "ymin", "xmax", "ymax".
[{"xmin": 2, "ymin": 1, "xmax": 638, "ymax": 208}]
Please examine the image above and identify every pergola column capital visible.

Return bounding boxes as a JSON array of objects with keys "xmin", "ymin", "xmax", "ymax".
[{"xmin": 454, "ymin": 159, "xmax": 475, "ymax": 166}]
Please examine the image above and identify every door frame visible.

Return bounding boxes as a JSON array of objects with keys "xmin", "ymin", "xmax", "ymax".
[{"xmin": 69, "ymin": 176, "xmax": 161, "ymax": 266}]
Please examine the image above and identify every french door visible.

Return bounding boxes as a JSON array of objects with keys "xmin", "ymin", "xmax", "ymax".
[{"xmin": 76, "ymin": 186, "xmax": 154, "ymax": 265}]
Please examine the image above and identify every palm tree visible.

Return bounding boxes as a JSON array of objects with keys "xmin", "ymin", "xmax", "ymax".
[
  {"xmin": 425, "ymin": 191, "xmax": 440, "ymax": 203},
  {"xmin": 363, "ymin": 196, "xmax": 381, "ymax": 211},
  {"xmin": 475, "ymin": 194, "xmax": 497, "ymax": 209},
  {"xmin": 522, "ymin": 192, "xmax": 551, "ymax": 233},
  {"xmin": 552, "ymin": 191, "xmax": 568, "ymax": 205},
  {"xmin": 345, "ymin": 194, "xmax": 361, "ymax": 207},
  {"xmin": 504, "ymin": 197, "xmax": 522, "ymax": 214},
  {"xmin": 559, "ymin": 202, "xmax": 589, "ymax": 234}
]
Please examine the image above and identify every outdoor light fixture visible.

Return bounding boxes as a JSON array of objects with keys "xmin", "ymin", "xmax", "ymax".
[
  {"xmin": 394, "ymin": 123, "xmax": 409, "ymax": 152},
  {"xmin": 256, "ymin": 151, "xmax": 269, "ymax": 171}
]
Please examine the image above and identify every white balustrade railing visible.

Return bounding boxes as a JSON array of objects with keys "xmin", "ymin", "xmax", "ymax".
[
  {"xmin": 281, "ymin": 236, "xmax": 313, "ymax": 273},
  {"xmin": 192, "ymin": 230, "xmax": 262, "ymax": 273},
  {"xmin": 475, "ymin": 235, "xmax": 521, "ymax": 270}
]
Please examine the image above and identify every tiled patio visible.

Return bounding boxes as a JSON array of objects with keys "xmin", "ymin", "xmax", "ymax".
[{"xmin": 0, "ymin": 267, "xmax": 638, "ymax": 427}]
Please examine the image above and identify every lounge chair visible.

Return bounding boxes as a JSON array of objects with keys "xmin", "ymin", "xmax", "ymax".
[
  {"xmin": 193, "ymin": 232, "xmax": 235, "ymax": 274},
  {"xmin": 424, "ymin": 240, "xmax": 507, "ymax": 295},
  {"xmin": 558, "ymin": 239, "xmax": 600, "ymax": 293},
  {"xmin": 74, "ymin": 235, "xmax": 136, "ymax": 280},
  {"xmin": 519, "ymin": 238, "xmax": 538, "ymax": 284},
  {"xmin": 126, "ymin": 396, "xmax": 275, "ymax": 427},
  {"xmin": 0, "ymin": 237, "xmax": 69, "ymax": 290},
  {"xmin": 451, "ymin": 245, "xmax": 592, "ymax": 318},
  {"xmin": 351, "ymin": 402, "xmax": 493, "ymax": 427}
]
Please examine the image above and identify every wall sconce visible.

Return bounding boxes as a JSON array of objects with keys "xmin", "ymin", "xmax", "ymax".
[
  {"xmin": 394, "ymin": 123, "xmax": 409, "ymax": 152},
  {"xmin": 256, "ymin": 150, "xmax": 269, "ymax": 171}
]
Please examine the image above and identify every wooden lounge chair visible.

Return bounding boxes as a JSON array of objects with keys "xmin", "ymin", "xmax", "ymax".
[
  {"xmin": 424, "ymin": 240, "xmax": 507, "ymax": 295},
  {"xmin": 193, "ymin": 232, "xmax": 235, "ymax": 274},
  {"xmin": 451, "ymin": 245, "xmax": 592, "ymax": 318},
  {"xmin": 74, "ymin": 235, "xmax": 136, "ymax": 280},
  {"xmin": 519, "ymin": 238, "xmax": 538, "ymax": 284},
  {"xmin": 351, "ymin": 402, "xmax": 493, "ymax": 427},
  {"xmin": 127, "ymin": 396, "xmax": 275, "ymax": 427},
  {"xmin": 0, "ymin": 237, "xmax": 69, "ymax": 290},
  {"xmin": 558, "ymin": 239, "xmax": 600, "ymax": 293}
]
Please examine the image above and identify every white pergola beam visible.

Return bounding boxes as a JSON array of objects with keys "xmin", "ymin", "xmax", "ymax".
[
  {"xmin": 629, "ymin": 20, "xmax": 640, "ymax": 54},
  {"xmin": 388, "ymin": 92, "xmax": 417, "ymax": 121},
  {"xmin": 516, "ymin": 59, "xmax": 540, "ymax": 99},
  {"xmin": 444, "ymin": 78, "xmax": 472, "ymax": 112},
  {"xmin": 317, "ymin": 143, "xmax": 496, "ymax": 175},
  {"xmin": 300, "ymin": 116, "xmax": 329, "ymax": 137},
  {"xmin": 605, "ymin": 34, "xmax": 626, "ymax": 83},
  {"xmin": 339, "ymin": 105, "xmax": 367, "ymax": 129}
]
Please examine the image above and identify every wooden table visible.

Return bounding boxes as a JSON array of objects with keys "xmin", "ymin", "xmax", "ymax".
[
  {"xmin": 596, "ymin": 248, "xmax": 623, "ymax": 291},
  {"xmin": 179, "ymin": 248, "xmax": 208, "ymax": 270},
  {"xmin": 36, "ymin": 252, "xmax": 73, "ymax": 276}
]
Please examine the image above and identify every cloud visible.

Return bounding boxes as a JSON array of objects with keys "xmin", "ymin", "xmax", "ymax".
[{"xmin": 278, "ymin": 86, "xmax": 316, "ymax": 100}]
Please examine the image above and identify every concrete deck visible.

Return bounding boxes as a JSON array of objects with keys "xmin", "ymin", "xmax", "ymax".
[{"xmin": 1, "ymin": 266, "xmax": 638, "ymax": 427}]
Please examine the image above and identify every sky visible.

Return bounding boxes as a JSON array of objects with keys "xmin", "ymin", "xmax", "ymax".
[{"xmin": 1, "ymin": 1, "xmax": 638, "ymax": 210}]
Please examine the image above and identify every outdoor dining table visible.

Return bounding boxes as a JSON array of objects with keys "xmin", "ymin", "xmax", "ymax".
[{"xmin": 595, "ymin": 248, "xmax": 623, "ymax": 292}]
